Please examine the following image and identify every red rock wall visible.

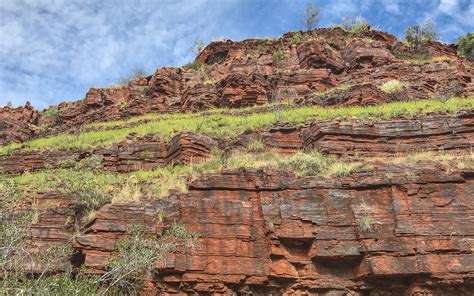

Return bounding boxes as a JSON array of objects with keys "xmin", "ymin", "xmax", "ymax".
[
  {"xmin": 74, "ymin": 167, "xmax": 474, "ymax": 295},
  {"xmin": 303, "ymin": 111, "xmax": 474, "ymax": 157}
]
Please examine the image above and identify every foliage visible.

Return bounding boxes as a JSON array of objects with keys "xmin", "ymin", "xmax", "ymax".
[
  {"xmin": 192, "ymin": 38, "xmax": 205, "ymax": 56},
  {"xmin": 404, "ymin": 19, "xmax": 438, "ymax": 56},
  {"xmin": 1, "ymin": 97, "xmax": 472, "ymax": 155},
  {"xmin": 98, "ymin": 223, "xmax": 198, "ymax": 294},
  {"xmin": 358, "ymin": 213, "xmax": 374, "ymax": 232},
  {"xmin": 0, "ymin": 211, "xmax": 82, "ymax": 295},
  {"xmin": 379, "ymin": 80, "xmax": 407, "ymax": 93},
  {"xmin": 272, "ymin": 48, "xmax": 286, "ymax": 64},
  {"xmin": 0, "ymin": 273, "xmax": 100, "ymax": 296},
  {"xmin": 225, "ymin": 151, "xmax": 280, "ymax": 170},
  {"xmin": 112, "ymin": 176, "xmax": 143, "ymax": 203},
  {"xmin": 280, "ymin": 151, "xmax": 334, "ymax": 176},
  {"xmin": 42, "ymin": 106, "xmax": 61, "ymax": 123},
  {"xmin": 0, "ymin": 177, "xmax": 21, "ymax": 211},
  {"xmin": 302, "ymin": 3, "xmax": 321, "ymax": 31},
  {"xmin": 139, "ymin": 151, "xmax": 154, "ymax": 159},
  {"xmin": 342, "ymin": 16, "xmax": 370, "ymax": 35},
  {"xmin": 183, "ymin": 60, "xmax": 207, "ymax": 71},
  {"xmin": 285, "ymin": 31, "xmax": 314, "ymax": 46},
  {"xmin": 456, "ymin": 32, "xmax": 474, "ymax": 61},
  {"xmin": 245, "ymin": 139, "xmax": 266, "ymax": 153},
  {"xmin": 327, "ymin": 162, "xmax": 361, "ymax": 177}
]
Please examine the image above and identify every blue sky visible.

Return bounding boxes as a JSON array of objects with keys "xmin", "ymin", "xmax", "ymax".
[{"xmin": 1, "ymin": 0, "xmax": 473, "ymax": 109}]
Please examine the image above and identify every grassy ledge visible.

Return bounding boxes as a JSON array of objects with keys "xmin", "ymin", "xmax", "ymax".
[{"xmin": 0, "ymin": 97, "xmax": 472, "ymax": 155}]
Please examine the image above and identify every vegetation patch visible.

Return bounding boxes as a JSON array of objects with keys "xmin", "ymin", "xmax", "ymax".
[
  {"xmin": 1, "ymin": 97, "xmax": 471, "ymax": 156},
  {"xmin": 379, "ymin": 80, "xmax": 407, "ymax": 93},
  {"xmin": 98, "ymin": 223, "xmax": 198, "ymax": 295}
]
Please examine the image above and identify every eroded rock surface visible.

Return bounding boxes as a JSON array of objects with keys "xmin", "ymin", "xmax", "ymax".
[
  {"xmin": 2, "ymin": 28, "xmax": 472, "ymax": 145},
  {"xmin": 74, "ymin": 167, "xmax": 474, "ymax": 295}
]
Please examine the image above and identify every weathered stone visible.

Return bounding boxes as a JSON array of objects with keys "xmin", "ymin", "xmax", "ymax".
[
  {"xmin": 303, "ymin": 111, "xmax": 474, "ymax": 157},
  {"xmin": 73, "ymin": 166, "xmax": 474, "ymax": 294},
  {"xmin": 0, "ymin": 102, "xmax": 38, "ymax": 145}
]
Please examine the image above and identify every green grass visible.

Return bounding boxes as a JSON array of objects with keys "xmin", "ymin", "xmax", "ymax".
[{"xmin": 1, "ymin": 97, "xmax": 472, "ymax": 155}]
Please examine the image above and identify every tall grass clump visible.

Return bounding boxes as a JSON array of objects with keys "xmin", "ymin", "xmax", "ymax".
[{"xmin": 379, "ymin": 80, "xmax": 407, "ymax": 93}]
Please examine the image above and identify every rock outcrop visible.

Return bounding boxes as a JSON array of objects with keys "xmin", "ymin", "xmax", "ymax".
[
  {"xmin": 2, "ymin": 26, "xmax": 474, "ymax": 295},
  {"xmin": 0, "ymin": 102, "xmax": 38, "ymax": 145},
  {"xmin": 2, "ymin": 28, "xmax": 472, "ymax": 145},
  {"xmin": 1, "ymin": 111, "xmax": 473, "ymax": 175},
  {"xmin": 73, "ymin": 167, "xmax": 474, "ymax": 295}
]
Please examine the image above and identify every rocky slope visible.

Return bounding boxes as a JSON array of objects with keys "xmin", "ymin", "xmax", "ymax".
[{"xmin": 1, "ymin": 27, "xmax": 474, "ymax": 295}]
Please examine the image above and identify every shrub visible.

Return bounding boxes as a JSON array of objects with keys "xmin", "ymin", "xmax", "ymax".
[
  {"xmin": 404, "ymin": 19, "xmax": 438, "ymax": 57},
  {"xmin": 42, "ymin": 106, "xmax": 61, "ymax": 123},
  {"xmin": 379, "ymin": 80, "xmax": 407, "ymax": 93},
  {"xmin": 456, "ymin": 32, "xmax": 473, "ymax": 61},
  {"xmin": 281, "ymin": 151, "xmax": 333, "ymax": 176},
  {"xmin": 59, "ymin": 172, "xmax": 113, "ymax": 221},
  {"xmin": 272, "ymin": 48, "xmax": 286, "ymax": 65},
  {"xmin": 76, "ymin": 155, "xmax": 103, "ymax": 171},
  {"xmin": 98, "ymin": 223, "xmax": 198, "ymax": 294},
  {"xmin": 0, "ymin": 177, "xmax": 21, "ymax": 211},
  {"xmin": 192, "ymin": 38, "xmax": 205, "ymax": 56},
  {"xmin": 342, "ymin": 16, "xmax": 370, "ymax": 36},
  {"xmin": 302, "ymin": 3, "xmax": 321, "ymax": 31},
  {"xmin": 0, "ymin": 274, "xmax": 100, "ymax": 296}
]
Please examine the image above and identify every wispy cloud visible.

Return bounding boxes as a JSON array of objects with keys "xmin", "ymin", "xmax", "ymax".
[{"xmin": 0, "ymin": 0, "xmax": 472, "ymax": 109}]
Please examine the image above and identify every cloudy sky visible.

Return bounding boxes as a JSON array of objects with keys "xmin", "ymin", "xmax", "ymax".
[{"xmin": 1, "ymin": 0, "xmax": 473, "ymax": 109}]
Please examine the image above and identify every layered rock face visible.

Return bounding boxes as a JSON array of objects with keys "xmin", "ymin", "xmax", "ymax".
[
  {"xmin": 2, "ymin": 26, "xmax": 474, "ymax": 295},
  {"xmin": 0, "ymin": 102, "xmax": 38, "ymax": 145},
  {"xmin": 73, "ymin": 167, "xmax": 474, "ymax": 295},
  {"xmin": 2, "ymin": 28, "xmax": 473, "ymax": 144},
  {"xmin": 2, "ymin": 111, "xmax": 472, "ymax": 175}
]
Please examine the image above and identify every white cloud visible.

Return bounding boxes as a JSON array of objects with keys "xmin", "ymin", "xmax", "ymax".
[{"xmin": 439, "ymin": 0, "xmax": 459, "ymax": 15}]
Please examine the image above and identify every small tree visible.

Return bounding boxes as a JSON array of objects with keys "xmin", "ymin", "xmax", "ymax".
[
  {"xmin": 6, "ymin": 101, "xmax": 12, "ymax": 108},
  {"xmin": 457, "ymin": 32, "xmax": 473, "ymax": 61},
  {"xmin": 98, "ymin": 222, "xmax": 198, "ymax": 294},
  {"xmin": 192, "ymin": 38, "xmax": 205, "ymax": 56},
  {"xmin": 302, "ymin": 3, "xmax": 321, "ymax": 31},
  {"xmin": 404, "ymin": 19, "xmax": 438, "ymax": 53}
]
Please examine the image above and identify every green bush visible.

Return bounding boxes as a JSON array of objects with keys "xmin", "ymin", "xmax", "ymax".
[
  {"xmin": 457, "ymin": 32, "xmax": 473, "ymax": 61},
  {"xmin": 42, "ymin": 106, "xmax": 61, "ymax": 123},
  {"xmin": 99, "ymin": 223, "xmax": 198, "ymax": 294},
  {"xmin": 404, "ymin": 19, "xmax": 438, "ymax": 56},
  {"xmin": 342, "ymin": 16, "xmax": 370, "ymax": 36},
  {"xmin": 0, "ymin": 274, "xmax": 100, "ymax": 296}
]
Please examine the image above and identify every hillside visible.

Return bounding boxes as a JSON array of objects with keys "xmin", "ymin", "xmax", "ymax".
[{"xmin": 1, "ymin": 27, "xmax": 473, "ymax": 295}]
